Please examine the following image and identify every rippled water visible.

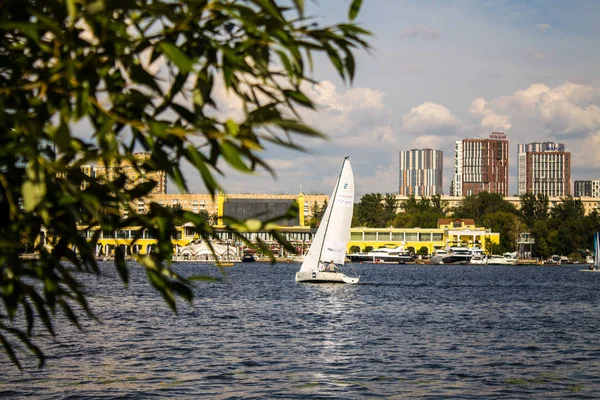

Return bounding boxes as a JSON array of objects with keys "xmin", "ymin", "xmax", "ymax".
[{"xmin": 2, "ymin": 262, "xmax": 600, "ymax": 399}]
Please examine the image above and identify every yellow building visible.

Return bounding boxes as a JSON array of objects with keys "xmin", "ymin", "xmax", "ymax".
[
  {"xmin": 146, "ymin": 192, "xmax": 329, "ymax": 225},
  {"xmin": 348, "ymin": 219, "xmax": 500, "ymax": 255}
]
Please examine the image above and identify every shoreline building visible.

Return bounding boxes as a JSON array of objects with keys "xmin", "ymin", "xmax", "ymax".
[
  {"xmin": 88, "ymin": 152, "xmax": 168, "ymax": 195},
  {"xmin": 452, "ymin": 133, "xmax": 509, "ymax": 196},
  {"xmin": 399, "ymin": 149, "xmax": 443, "ymax": 196},
  {"xmin": 574, "ymin": 180, "xmax": 600, "ymax": 198},
  {"xmin": 517, "ymin": 142, "xmax": 571, "ymax": 196}
]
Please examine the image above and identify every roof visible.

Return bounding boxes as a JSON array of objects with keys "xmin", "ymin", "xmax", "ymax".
[{"xmin": 437, "ymin": 218, "xmax": 475, "ymax": 225}]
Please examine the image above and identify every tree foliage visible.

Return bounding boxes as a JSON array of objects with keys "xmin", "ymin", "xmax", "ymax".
[
  {"xmin": 0, "ymin": 0, "xmax": 370, "ymax": 368},
  {"xmin": 452, "ymin": 192, "xmax": 518, "ymax": 225},
  {"xmin": 354, "ymin": 193, "xmax": 383, "ymax": 227},
  {"xmin": 393, "ymin": 195, "xmax": 448, "ymax": 228}
]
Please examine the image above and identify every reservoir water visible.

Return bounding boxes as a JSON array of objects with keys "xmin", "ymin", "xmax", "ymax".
[{"xmin": 1, "ymin": 262, "xmax": 600, "ymax": 398}]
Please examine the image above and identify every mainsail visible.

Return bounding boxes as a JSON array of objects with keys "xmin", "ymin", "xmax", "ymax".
[{"xmin": 299, "ymin": 158, "xmax": 354, "ymax": 272}]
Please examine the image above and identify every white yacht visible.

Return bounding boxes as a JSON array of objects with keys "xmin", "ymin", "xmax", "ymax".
[
  {"xmin": 470, "ymin": 254, "xmax": 487, "ymax": 265},
  {"xmin": 486, "ymin": 253, "xmax": 518, "ymax": 265},
  {"xmin": 346, "ymin": 245, "xmax": 414, "ymax": 264},
  {"xmin": 430, "ymin": 247, "xmax": 472, "ymax": 265}
]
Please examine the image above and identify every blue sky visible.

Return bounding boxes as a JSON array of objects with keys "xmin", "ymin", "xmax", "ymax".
[{"xmin": 189, "ymin": 0, "xmax": 600, "ymax": 199}]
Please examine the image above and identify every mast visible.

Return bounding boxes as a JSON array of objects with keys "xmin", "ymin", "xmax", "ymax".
[{"xmin": 316, "ymin": 157, "xmax": 349, "ymax": 264}]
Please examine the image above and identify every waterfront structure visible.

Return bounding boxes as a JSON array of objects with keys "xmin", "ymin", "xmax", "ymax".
[
  {"xmin": 86, "ymin": 152, "xmax": 168, "ymax": 195},
  {"xmin": 574, "ymin": 180, "xmax": 600, "ymax": 198},
  {"xmin": 44, "ymin": 218, "xmax": 500, "ymax": 259},
  {"xmin": 399, "ymin": 149, "xmax": 443, "ymax": 196},
  {"xmin": 452, "ymin": 133, "xmax": 509, "ymax": 196},
  {"xmin": 348, "ymin": 219, "xmax": 500, "ymax": 255},
  {"xmin": 517, "ymin": 142, "xmax": 570, "ymax": 196}
]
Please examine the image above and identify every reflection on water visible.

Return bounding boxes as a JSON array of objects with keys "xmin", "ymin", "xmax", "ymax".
[{"xmin": 1, "ymin": 263, "xmax": 600, "ymax": 398}]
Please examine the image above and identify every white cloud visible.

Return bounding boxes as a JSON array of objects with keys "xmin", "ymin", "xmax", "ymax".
[
  {"xmin": 476, "ymin": 82, "xmax": 600, "ymax": 138},
  {"xmin": 536, "ymin": 23, "xmax": 552, "ymax": 29},
  {"xmin": 301, "ymin": 81, "xmax": 396, "ymax": 148},
  {"xmin": 469, "ymin": 97, "xmax": 512, "ymax": 131},
  {"xmin": 401, "ymin": 102, "xmax": 462, "ymax": 135},
  {"xmin": 401, "ymin": 25, "xmax": 441, "ymax": 40}
]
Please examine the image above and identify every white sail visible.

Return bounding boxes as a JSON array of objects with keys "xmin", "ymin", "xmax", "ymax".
[{"xmin": 299, "ymin": 158, "xmax": 354, "ymax": 272}]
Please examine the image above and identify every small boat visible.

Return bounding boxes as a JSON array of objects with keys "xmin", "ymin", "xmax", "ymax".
[
  {"xmin": 241, "ymin": 251, "xmax": 256, "ymax": 262},
  {"xmin": 486, "ymin": 253, "xmax": 518, "ymax": 265},
  {"xmin": 295, "ymin": 158, "xmax": 359, "ymax": 284},
  {"xmin": 470, "ymin": 254, "xmax": 487, "ymax": 265},
  {"xmin": 581, "ymin": 232, "xmax": 600, "ymax": 272}
]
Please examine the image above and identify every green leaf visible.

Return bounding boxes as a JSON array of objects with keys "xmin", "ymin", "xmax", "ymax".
[
  {"xmin": 271, "ymin": 120, "xmax": 325, "ymax": 137},
  {"xmin": 221, "ymin": 141, "xmax": 252, "ymax": 172},
  {"xmin": 0, "ymin": 334, "xmax": 21, "ymax": 370},
  {"xmin": 115, "ymin": 247, "xmax": 129, "ymax": 286},
  {"xmin": 159, "ymin": 42, "xmax": 193, "ymax": 73},
  {"xmin": 349, "ymin": 0, "xmax": 363, "ymax": 21},
  {"xmin": 187, "ymin": 275, "xmax": 222, "ymax": 282},
  {"xmin": 185, "ymin": 146, "xmax": 221, "ymax": 195},
  {"xmin": 284, "ymin": 90, "xmax": 314, "ymax": 108},
  {"xmin": 22, "ymin": 181, "xmax": 46, "ymax": 212},
  {"xmin": 66, "ymin": 0, "xmax": 76, "ymax": 26},
  {"xmin": 292, "ymin": 0, "xmax": 304, "ymax": 16},
  {"xmin": 130, "ymin": 64, "xmax": 163, "ymax": 94},
  {"xmin": 225, "ymin": 119, "xmax": 239, "ymax": 136}
]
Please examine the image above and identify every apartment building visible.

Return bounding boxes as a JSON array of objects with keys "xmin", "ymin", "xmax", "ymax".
[
  {"xmin": 399, "ymin": 149, "xmax": 443, "ymax": 196},
  {"xmin": 517, "ymin": 142, "xmax": 570, "ymax": 196},
  {"xmin": 452, "ymin": 133, "xmax": 509, "ymax": 196}
]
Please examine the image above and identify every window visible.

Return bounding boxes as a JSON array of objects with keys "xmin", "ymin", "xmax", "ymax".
[
  {"xmin": 350, "ymin": 232, "xmax": 363, "ymax": 240},
  {"xmin": 405, "ymin": 232, "xmax": 418, "ymax": 241}
]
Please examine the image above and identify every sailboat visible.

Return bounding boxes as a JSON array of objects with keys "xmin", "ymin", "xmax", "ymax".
[
  {"xmin": 581, "ymin": 232, "xmax": 600, "ymax": 272},
  {"xmin": 295, "ymin": 157, "xmax": 359, "ymax": 284}
]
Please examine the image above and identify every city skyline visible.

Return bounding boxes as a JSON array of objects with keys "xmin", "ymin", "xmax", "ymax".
[{"xmin": 134, "ymin": 1, "xmax": 600, "ymax": 199}]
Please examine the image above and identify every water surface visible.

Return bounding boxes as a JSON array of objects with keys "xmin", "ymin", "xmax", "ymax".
[{"xmin": 1, "ymin": 262, "xmax": 599, "ymax": 398}]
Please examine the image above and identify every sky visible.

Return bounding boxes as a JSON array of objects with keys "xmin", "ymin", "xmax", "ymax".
[{"xmin": 182, "ymin": 0, "xmax": 600, "ymax": 200}]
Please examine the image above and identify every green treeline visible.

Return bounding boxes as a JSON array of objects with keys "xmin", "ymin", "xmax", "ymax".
[{"xmin": 346, "ymin": 192, "xmax": 600, "ymax": 259}]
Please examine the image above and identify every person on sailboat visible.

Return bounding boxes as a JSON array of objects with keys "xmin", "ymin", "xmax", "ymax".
[
  {"xmin": 325, "ymin": 261, "xmax": 339, "ymax": 273},
  {"xmin": 590, "ymin": 264, "xmax": 596, "ymax": 271}
]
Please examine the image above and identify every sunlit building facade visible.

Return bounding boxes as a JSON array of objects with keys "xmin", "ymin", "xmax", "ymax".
[
  {"xmin": 399, "ymin": 149, "xmax": 443, "ymax": 196},
  {"xmin": 517, "ymin": 142, "xmax": 570, "ymax": 196},
  {"xmin": 452, "ymin": 134, "xmax": 509, "ymax": 196}
]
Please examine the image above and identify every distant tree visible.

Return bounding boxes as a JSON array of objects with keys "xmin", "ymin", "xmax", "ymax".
[
  {"xmin": 482, "ymin": 211, "xmax": 522, "ymax": 253},
  {"xmin": 309, "ymin": 199, "xmax": 328, "ymax": 228},
  {"xmin": 519, "ymin": 193, "xmax": 549, "ymax": 229},
  {"xmin": 417, "ymin": 246, "xmax": 429, "ymax": 256},
  {"xmin": 381, "ymin": 193, "xmax": 398, "ymax": 226},
  {"xmin": 355, "ymin": 193, "xmax": 384, "ymax": 227},
  {"xmin": 452, "ymin": 192, "xmax": 518, "ymax": 225},
  {"xmin": 350, "ymin": 245, "xmax": 361, "ymax": 253},
  {"xmin": 394, "ymin": 195, "xmax": 446, "ymax": 228}
]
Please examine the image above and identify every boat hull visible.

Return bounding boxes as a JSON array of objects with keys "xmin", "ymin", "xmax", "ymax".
[
  {"xmin": 295, "ymin": 271, "xmax": 359, "ymax": 284},
  {"xmin": 346, "ymin": 254, "xmax": 413, "ymax": 264}
]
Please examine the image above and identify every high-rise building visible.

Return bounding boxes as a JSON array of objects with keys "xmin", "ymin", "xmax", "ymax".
[
  {"xmin": 95, "ymin": 152, "xmax": 167, "ymax": 194},
  {"xmin": 574, "ymin": 180, "xmax": 600, "ymax": 198},
  {"xmin": 451, "ymin": 133, "xmax": 509, "ymax": 196},
  {"xmin": 517, "ymin": 142, "xmax": 570, "ymax": 196},
  {"xmin": 399, "ymin": 149, "xmax": 443, "ymax": 196}
]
